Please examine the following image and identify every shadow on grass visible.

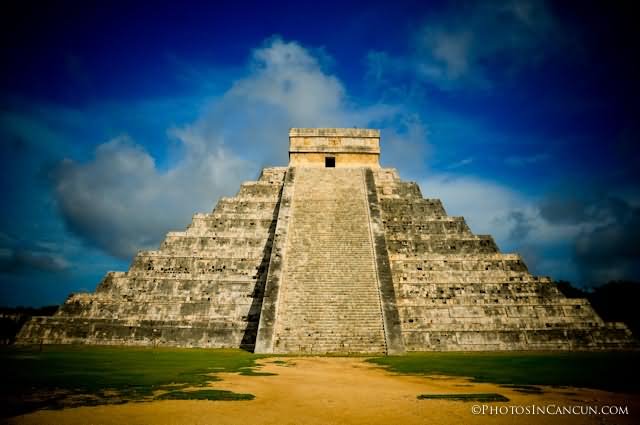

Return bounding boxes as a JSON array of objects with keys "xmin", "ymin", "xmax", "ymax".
[
  {"xmin": 417, "ymin": 393, "xmax": 509, "ymax": 402},
  {"xmin": 157, "ymin": 389, "xmax": 254, "ymax": 401},
  {"xmin": 500, "ymin": 384, "xmax": 544, "ymax": 394},
  {"xmin": 238, "ymin": 367, "xmax": 277, "ymax": 376},
  {"xmin": 0, "ymin": 345, "xmax": 270, "ymax": 418}
]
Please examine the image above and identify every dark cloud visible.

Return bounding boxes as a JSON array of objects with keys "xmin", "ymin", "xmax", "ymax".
[
  {"xmin": 539, "ymin": 196, "xmax": 590, "ymax": 225},
  {"xmin": 506, "ymin": 210, "xmax": 533, "ymax": 241},
  {"xmin": 540, "ymin": 195, "xmax": 632, "ymax": 226},
  {"xmin": 0, "ymin": 234, "xmax": 70, "ymax": 275},
  {"xmin": 0, "ymin": 249, "xmax": 70, "ymax": 274},
  {"xmin": 538, "ymin": 194, "xmax": 640, "ymax": 285},
  {"xmin": 574, "ymin": 205, "xmax": 640, "ymax": 285}
]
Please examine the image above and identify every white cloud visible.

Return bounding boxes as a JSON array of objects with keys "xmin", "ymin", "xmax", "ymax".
[
  {"xmin": 379, "ymin": 114, "xmax": 430, "ymax": 178},
  {"xmin": 232, "ymin": 39, "xmax": 346, "ymax": 123},
  {"xmin": 423, "ymin": 173, "xmax": 527, "ymax": 241},
  {"xmin": 53, "ymin": 37, "xmax": 425, "ymax": 259},
  {"xmin": 53, "ymin": 135, "xmax": 251, "ymax": 258},
  {"xmin": 417, "ymin": 29, "xmax": 475, "ymax": 83},
  {"xmin": 424, "ymin": 173, "xmax": 586, "ymax": 245}
]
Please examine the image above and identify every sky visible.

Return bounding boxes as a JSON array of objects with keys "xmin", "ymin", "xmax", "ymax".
[{"xmin": 1, "ymin": 0, "xmax": 639, "ymax": 306}]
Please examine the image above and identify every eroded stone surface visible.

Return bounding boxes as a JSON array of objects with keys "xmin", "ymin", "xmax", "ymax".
[
  {"xmin": 16, "ymin": 129, "xmax": 637, "ymax": 352},
  {"xmin": 288, "ymin": 128, "xmax": 380, "ymax": 168},
  {"xmin": 268, "ymin": 168, "xmax": 387, "ymax": 354},
  {"xmin": 17, "ymin": 168, "xmax": 287, "ymax": 349},
  {"xmin": 372, "ymin": 167, "xmax": 635, "ymax": 351}
]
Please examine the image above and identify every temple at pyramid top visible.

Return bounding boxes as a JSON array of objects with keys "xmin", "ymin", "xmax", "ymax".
[{"xmin": 289, "ymin": 128, "xmax": 381, "ymax": 168}]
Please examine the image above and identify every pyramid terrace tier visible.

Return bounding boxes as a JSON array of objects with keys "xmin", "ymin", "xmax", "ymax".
[
  {"xmin": 158, "ymin": 236, "xmax": 273, "ymax": 256},
  {"xmin": 378, "ymin": 182, "xmax": 424, "ymax": 199},
  {"xmin": 184, "ymin": 217, "xmax": 277, "ymax": 233},
  {"xmin": 18, "ymin": 272, "xmax": 268, "ymax": 348},
  {"xmin": 386, "ymin": 236, "xmax": 499, "ymax": 255},
  {"xmin": 128, "ymin": 254, "xmax": 270, "ymax": 279},
  {"xmin": 391, "ymin": 254, "xmax": 529, "ymax": 272},
  {"xmin": 55, "ymin": 293, "xmax": 259, "ymax": 321},
  {"xmin": 236, "ymin": 182, "xmax": 284, "ymax": 198},
  {"xmin": 383, "ymin": 217, "xmax": 473, "ymax": 235},
  {"xmin": 372, "ymin": 169, "xmax": 424, "ymax": 198},
  {"xmin": 379, "ymin": 198, "xmax": 448, "ymax": 217},
  {"xmin": 396, "ymin": 279, "xmax": 562, "ymax": 297},
  {"xmin": 211, "ymin": 200, "xmax": 280, "ymax": 216},
  {"xmin": 95, "ymin": 274, "xmax": 264, "ymax": 298},
  {"xmin": 395, "ymin": 272, "xmax": 553, "ymax": 286},
  {"xmin": 398, "ymin": 303, "xmax": 606, "ymax": 326},
  {"xmin": 402, "ymin": 327, "xmax": 634, "ymax": 351},
  {"xmin": 397, "ymin": 293, "xmax": 598, "ymax": 309},
  {"xmin": 256, "ymin": 167, "xmax": 288, "ymax": 182},
  {"xmin": 17, "ymin": 316, "xmax": 259, "ymax": 348}
]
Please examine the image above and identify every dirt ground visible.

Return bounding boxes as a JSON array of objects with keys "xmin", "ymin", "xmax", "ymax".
[{"xmin": 9, "ymin": 357, "xmax": 640, "ymax": 425}]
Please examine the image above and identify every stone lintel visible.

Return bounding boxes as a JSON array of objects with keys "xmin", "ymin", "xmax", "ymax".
[{"xmin": 289, "ymin": 128, "xmax": 380, "ymax": 138}]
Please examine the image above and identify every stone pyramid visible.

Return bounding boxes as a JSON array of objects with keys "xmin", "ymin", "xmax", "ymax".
[{"xmin": 18, "ymin": 128, "xmax": 636, "ymax": 353}]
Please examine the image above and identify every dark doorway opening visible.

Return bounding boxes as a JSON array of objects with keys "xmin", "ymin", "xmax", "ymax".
[{"xmin": 325, "ymin": 157, "xmax": 335, "ymax": 167}]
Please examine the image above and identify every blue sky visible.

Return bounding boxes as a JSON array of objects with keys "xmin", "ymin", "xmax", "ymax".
[{"xmin": 1, "ymin": 0, "xmax": 639, "ymax": 306}]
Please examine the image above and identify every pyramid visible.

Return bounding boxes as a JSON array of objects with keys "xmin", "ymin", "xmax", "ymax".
[{"xmin": 17, "ymin": 128, "xmax": 636, "ymax": 353}]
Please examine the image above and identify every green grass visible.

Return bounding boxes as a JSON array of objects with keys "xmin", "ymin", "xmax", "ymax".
[
  {"xmin": 417, "ymin": 393, "xmax": 509, "ymax": 402},
  {"xmin": 368, "ymin": 351, "xmax": 640, "ymax": 393},
  {"xmin": 0, "ymin": 345, "xmax": 268, "ymax": 418}
]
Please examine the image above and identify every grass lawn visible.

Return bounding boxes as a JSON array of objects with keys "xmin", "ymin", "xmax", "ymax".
[
  {"xmin": 367, "ymin": 351, "xmax": 640, "ymax": 393},
  {"xmin": 0, "ymin": 345, "xmax": 265, "ymax": 418},
  {"xmin": 3, "ymin": 346, "xmax": 639, "ymax": 419}
]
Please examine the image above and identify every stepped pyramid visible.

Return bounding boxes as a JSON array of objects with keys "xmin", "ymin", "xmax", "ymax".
[{"xmin": 18, "ymin": 128, "xmax": 636, "ymax": 353}]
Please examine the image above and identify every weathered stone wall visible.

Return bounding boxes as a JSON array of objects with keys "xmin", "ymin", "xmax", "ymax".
[
  {"xmin": 289, "ymin": 128, "xmax": 380, "ymax": 138},
  {"xmin": 372, "ymin": 168, "xmax": 636, "ymax": 350},
  {"xmin": 288, "ymin": 127, "xmax": 380, "ymax": 168},
  {"xmin": 17, "ymin": 167, "xmax": 287, "ymax": 349}
]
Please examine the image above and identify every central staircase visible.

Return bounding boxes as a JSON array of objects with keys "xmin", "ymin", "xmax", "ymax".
[{"xmin": 272, "ymin": 168, "xmax": 387, "ymax": 353}]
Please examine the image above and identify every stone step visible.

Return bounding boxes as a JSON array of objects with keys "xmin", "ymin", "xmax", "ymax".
[
  {"xmin": 272, "ymin": 168, "xmax": 387, "ymax": 354},
  {"xmin": 277, "ymin": 323, "xmax": 384, "ymax": 329},
  {"xmin": 276, "ymin": 337, "xmax": 386, "ymax": 343}
]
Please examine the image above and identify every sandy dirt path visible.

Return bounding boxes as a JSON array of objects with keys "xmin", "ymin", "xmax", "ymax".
[{"xmin": 9, "ymin": 357, "xmax": 639, "ymax": 425}]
